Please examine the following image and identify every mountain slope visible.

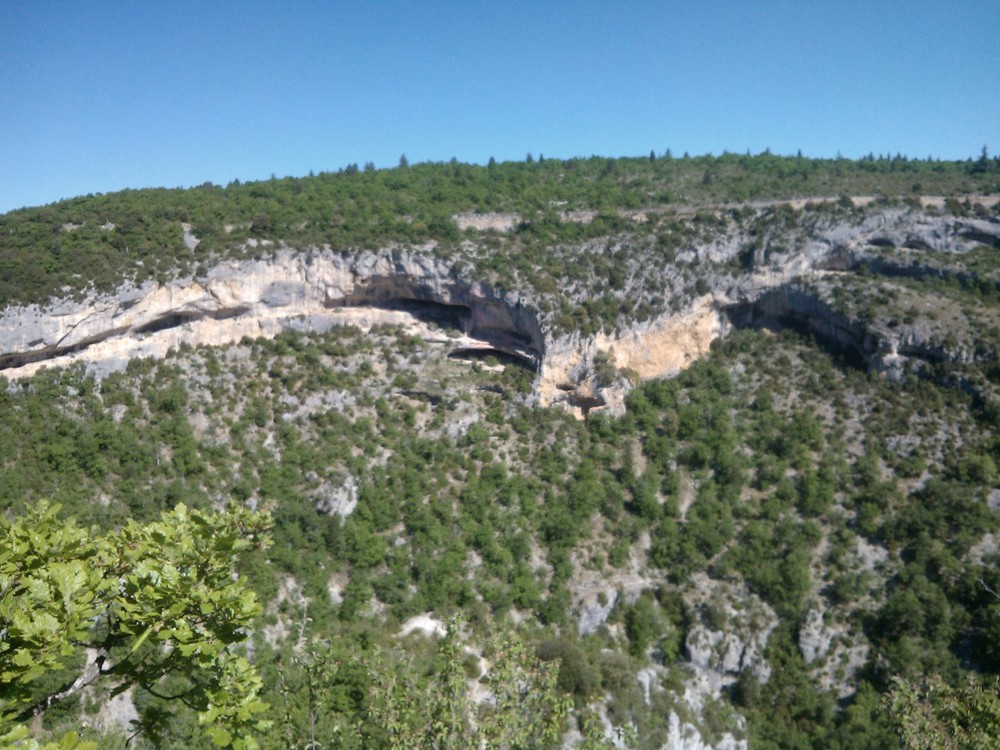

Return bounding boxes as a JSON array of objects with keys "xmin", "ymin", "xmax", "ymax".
[{"xmin": 1, "ymin": 154, "xmax": 999, "ymax": 749}]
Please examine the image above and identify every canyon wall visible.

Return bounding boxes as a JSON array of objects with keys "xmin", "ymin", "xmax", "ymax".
[
  {"xmin": 0, "ymin": 249, "xmax": 544, "ymax": 381},
  {"xmin": 1, "ymin": 209, "xmax": 997, "ymax": 415}
]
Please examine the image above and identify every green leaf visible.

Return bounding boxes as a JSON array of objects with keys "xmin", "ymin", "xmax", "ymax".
[
  {"xmin": 12, "ymin": 650, "xmax": 36, "ymax": 668},
  {"xmin": 130, "ymin": 624, "xmax": 154, "ymax": 653},
  {"xmin": 210, "ymin": 726, "xmax": 233, "ymax": 747}
]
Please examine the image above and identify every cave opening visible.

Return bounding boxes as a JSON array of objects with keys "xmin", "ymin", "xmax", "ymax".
[
  {"xmin": 328, "ymin": 294, "xmax": 542, "ymax": 371},
  {"xmin": 328, "ymin": 296, "xmax": 473, "ymax": 332},
  {"xmin": 378, "ymin": 298, "xmax": 472, "ymax": 331},
  {"xmin": 133, "ymin": 306, "xmax": 254, "ymax": 336},
  {"xmin": 566, "ymin": 392, "xmax": 607, "ymax": 417},
  {"xmin": 0, "ymin": 327, "xmax": 131, "ymax": 372},
  {"xmin": 447, "ymin": 347, "xmax": 538, "ymax": 372},
  {"xmin": 134, "ymin": 312, "xmax": 205, "ymax": 335},
  {"xmin": 724, "ymin": 300, "xmax": 868, "ymax": 371}
]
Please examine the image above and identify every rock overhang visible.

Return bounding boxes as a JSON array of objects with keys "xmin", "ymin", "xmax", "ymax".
[
  {"xmin": 1, "ymin": 206, "xmax": 996, "ymax": 411},
  {"xmin": 0, "ymin": 249, "xmax": 546, "ymax": 380}
]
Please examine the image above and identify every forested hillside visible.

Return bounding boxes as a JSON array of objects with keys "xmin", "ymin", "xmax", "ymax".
[
  {"xmin": 2, "ymin": 150, "xmax": 997, "ymax": 306},
  {"xmin": 1, "ymin": 152, "xmax": 999, "ymax": 750}
]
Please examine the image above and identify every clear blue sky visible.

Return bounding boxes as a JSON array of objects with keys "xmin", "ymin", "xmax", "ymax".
[{"xmin": 2, "ymin": 1, "xmax": 997, "ymax": 213}]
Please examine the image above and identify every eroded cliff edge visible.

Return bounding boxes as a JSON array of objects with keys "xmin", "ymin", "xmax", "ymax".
[
  {"xmin": 1, "ymin": 207, "xmax": 998, "ymax": 415},
  {"xmin": 0, "ymin": 250, "xmax": 543, "ymax": 378}
]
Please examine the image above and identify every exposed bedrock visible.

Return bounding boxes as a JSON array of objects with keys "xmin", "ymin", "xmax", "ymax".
[
  {"xmin": 860, "ymin": 215, "xmax": 1000, "ymax": 252},
  {"xmin": 726, "ymin": 287, "xmax": 871, "ymax": 362},
  {"xmin": 724, "ymin": 280, "xmax": 985, "ymax": 382},
  {"xmin": 1, "ymin": 207, "xmax": 994, "ymax": 411},
  {"xmin": 0, "ymin": 249, "xmax": 545, "ymax": 379},
  {"xmin": 854, "ymin": 255, "xmax": 1000, "ymax": 293}
]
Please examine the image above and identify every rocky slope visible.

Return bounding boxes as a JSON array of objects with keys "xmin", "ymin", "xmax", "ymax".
[
  {"xmin": 0, "ymin": 250, "xmax": 544, "ymax": 378},
  {"xmin": 2, "ymin": 205, "xmax": 997, "ymax": 417},
  {"xmin": 2, "ymin": 194, "xmax": 999, "ymax": 749}
]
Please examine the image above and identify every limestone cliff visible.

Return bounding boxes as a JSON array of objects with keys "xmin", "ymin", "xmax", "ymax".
[
  {"xmin": 1, "ymin": 207, "xmax": 997, "ymax": 417},
  {"xmin": 0, "ymin": 249, "xmax": 543, "ymax": 381}
]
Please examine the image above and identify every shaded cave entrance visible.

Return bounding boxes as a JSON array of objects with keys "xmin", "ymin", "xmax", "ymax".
[
  {"xmin": 724, "ymin": 298, "xmax": 868, "ymax": 371},
  {"xmin": 133, "ymin": 306, "xmax": 251, "ymax": 336},
  {"xmin": 327, "ymin": 296, "xmax": 472, "ymax": 333},
  {"xmin": 328, "ymin": 295, "xmax": 541, "ymax": 372},
  {"xmin": 371, "ymin": 298, "xmax": 473, "ymax": 332},
  {"xmin": 447, "ymin": 347, "xmax": 537, "ymax": 372}
]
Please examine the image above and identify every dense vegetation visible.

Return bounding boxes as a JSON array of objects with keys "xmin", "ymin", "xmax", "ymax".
[
  {"xmin": 1, "ymin": 153, "xmax": 999, "ymax": 748},
  {"xmin": 2, "ymin": 150, "xmax": 998, "ymax": 306},
  {"xmin": 2, "ymin": 321, "xmax": 998, "ymax": 747}
]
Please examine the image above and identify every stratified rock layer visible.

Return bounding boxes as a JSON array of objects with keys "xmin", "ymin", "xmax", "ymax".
[
  {"xmin": 0, "ymin": 249, "xmax": 544, "ymax": 380},
  {"xmin": 1, "ymin": 208, "xmax": 997, "ymax": 415}
]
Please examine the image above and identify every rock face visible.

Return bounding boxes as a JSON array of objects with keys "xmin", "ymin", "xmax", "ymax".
[
  {"xmin": 3, "ymin": 205, "xmax": 996, "ymax": 750},
  {"xmin": 540, "ymin": 209, "xmax": 998, "ymax": 413},
  {"xmin": 0, "ymin": 249, "xmax": 544, "ymax": 381},
  {"xmin": 682, "ymin": 574, "xmax": 778, "ymax": 690},
  {"xmin": 1, "ymin": 209, "xmax": 997, "ymax": 417}
]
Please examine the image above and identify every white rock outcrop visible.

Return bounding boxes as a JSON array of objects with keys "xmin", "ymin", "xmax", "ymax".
[
  {"xmin": 2, "ymin": 209, "xmax": 996, "ymax": 418},
  {"xmin": 0, "ymin": 248, "xmax": 544, "ymax": 380}
]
